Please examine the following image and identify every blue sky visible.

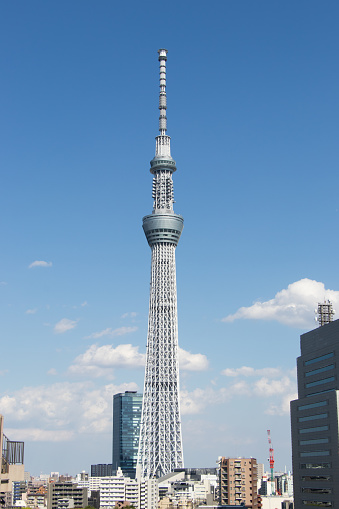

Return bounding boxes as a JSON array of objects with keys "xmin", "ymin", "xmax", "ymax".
[{"xmin": 0, "ymin": 0, "xmax": 338, "ymax": 476}]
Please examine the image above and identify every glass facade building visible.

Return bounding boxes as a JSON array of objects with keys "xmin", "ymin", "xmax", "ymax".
[
  {"xmin": 112, "ymin": 391, "xmax": 142, "ymax": 479},
  {"xmin": 290, "ymin": 319, "xmax": 339, "ymax": 508}
]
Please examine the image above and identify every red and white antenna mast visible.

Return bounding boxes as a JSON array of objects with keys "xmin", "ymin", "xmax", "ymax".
[{"xmin": 267, "ymin": 429, "xmax": 275, "ymax": 493}]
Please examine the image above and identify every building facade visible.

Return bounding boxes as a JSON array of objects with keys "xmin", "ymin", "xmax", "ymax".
[
  {"xmin": 112, "ymin": 391, "xmax": 142, "ymax": 478},
  {"xmin": 218, "ymin": 457, "xmax": 259, "ymax": 508},
  {"xmin": 137, "ymin": 49, "xmax": 184, "ymax": 480},
  {"xmin": 76, "ymin": 470, "xmax": 158, "ymax": 509},
  {"xmin": 290, "ymin": 319, "xmax": 339, "ymax": 508},
  {"xmin": 91, "ymin": 464, "xmax": 113, "ymax": 478},
  {"xmin": 47, "ymin": 482, "xmax": 87, "ymax": 509},
  {"xmin": 0, "ymin": 414, "xmax": 25, "ymax": 507}
]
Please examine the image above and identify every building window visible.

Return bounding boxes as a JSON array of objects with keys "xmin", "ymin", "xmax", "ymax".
[
  {"xmin": 305, "ymin": 365, "xmax": 334, "ymax": 377},
  {"xmin": 306, "ymin": 377, "xmax": 335, "ymax": 388},
  {"xmin": 300, "ymin": 451, "xmax": 330, "ymax": 457},
  {"xmin": 301, "ymin": 475, "xmax": 332, "ymax": 482},
  {"xmin": 302, "ymin": 487, "xmax": 332, "ymax": 494},
  {"xmin": 304, "ymin": 352, "xmax": 334, "ymax": 366},
  {"xmin": 298, "ymin": 401, "xmax": 328, "ymax": 411},
  {"xmin": 306, "ymin": 389, "xmax": 333, "ymax": 398},
  {"xmin": 299, "ymin": 438, "xmax": 329, "ymax": 446},
  {"xmin": 299, "ymin": 425, "xmax": 329, "ymax": 433},
  {"xmin": 300, "ymin": 463, "xmax": 331, "ymax": 469},
  {"xmin": 302, "ymin": 501, "xmax": 332, "ymax": 507},
  {"xmin": 299, "ymin": 413, "xmax": 328, "ymax": 422}
]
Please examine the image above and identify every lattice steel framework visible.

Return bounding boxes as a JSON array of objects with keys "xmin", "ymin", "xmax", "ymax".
[{"xmin": 137, "ymin": 49, "xmax": 184, "ymax": 479}]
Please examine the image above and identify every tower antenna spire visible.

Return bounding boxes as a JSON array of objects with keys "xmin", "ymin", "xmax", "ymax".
[
  {"xmin": 155, "ymin": 49, "xmax": 172, "ymax": 159},
  {"xmin": 158, "ymin": 49, "xmax": 168, "ymax": 136}
]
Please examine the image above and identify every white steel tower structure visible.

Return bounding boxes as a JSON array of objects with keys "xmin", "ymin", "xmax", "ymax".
[{"xmin": 137, "ymin": 49, "xmax": 184, "ymax": 479}]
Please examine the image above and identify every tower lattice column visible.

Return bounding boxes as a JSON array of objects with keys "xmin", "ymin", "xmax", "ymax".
[{"xmin": 137, "ymin": 49, "xmax": 184, "ymax": 479}]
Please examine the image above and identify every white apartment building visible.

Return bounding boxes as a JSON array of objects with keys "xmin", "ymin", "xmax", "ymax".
[{"xmin": 77, "ymin": 469, "xmax": 158, "ymax": 509}]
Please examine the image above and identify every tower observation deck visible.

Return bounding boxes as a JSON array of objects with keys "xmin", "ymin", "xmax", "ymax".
[{"xmin": 137, "ymin": 49, "xmax": 184, "ymax": 479}]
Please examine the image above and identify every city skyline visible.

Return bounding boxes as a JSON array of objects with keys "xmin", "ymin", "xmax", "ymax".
[{"xmin": 0, "ymin": 0, "xmax": 338, "ymax": 475}]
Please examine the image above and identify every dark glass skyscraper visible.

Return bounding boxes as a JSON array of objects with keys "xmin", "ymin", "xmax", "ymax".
[
  {"xmin": 112, "ymin": 391, "xmax": 142, "ymax": 479},
  {"xmin": 290, "ymin": 319, "xmax": 339, "ymax": 508}
]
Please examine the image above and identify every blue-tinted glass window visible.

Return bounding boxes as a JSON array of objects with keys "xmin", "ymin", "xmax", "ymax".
[
  {"xmin": 298, "ymin": 401, "xmax": 327, "ymax": 411},
  {"xmin": 299, "ymin": 426, "xmax": 328, "ymax": 434},
  {"xmin": 305, "ymin": 353, "xmax": 334, "ymax": 366},
  {"xmin": 300, "ymin": 438, "xmax": 329, "ymax": 446},
  {"xmin": 305, "ymin": 365, "xmax": 334, "ymax": 377},
  {"xmin": 300, "ymin": 451, "xmax": 330, "ymax": 457},
  {"xmin": 299, "ymin": 413, "xmax": 328, "ymax": 422},
  {"xmin": 306, "ymin": 377, "xmax": 335, "ymax": 388}
]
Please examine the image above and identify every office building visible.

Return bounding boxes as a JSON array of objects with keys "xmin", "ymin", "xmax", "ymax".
[
  {"xmin": 91, "ymin": 464, "xmax": 112, "ymax": 478},
  {"xmin": 113, "ymin": 391, "xmax": 142, "ymax": 478},
  {"xmin": 47, "ymin": 482, "xmax": 87, "ymax": 509},
  {"xmin": 290, "ymin": 318, "xmax": 339, "ymax": 508},
  {"xmin": 138, "ymin": 49, "xmax": 184, "ymax": 479},
  {"xmin": 218, "ymin": 457, "xmax": 259, "ymax": 508}
]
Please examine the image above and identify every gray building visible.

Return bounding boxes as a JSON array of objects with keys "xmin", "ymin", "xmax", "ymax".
[
  {"xmin": 112, "ymin": 391, "xmax": 142, "ymax": 479},
  {"xmin": 47, "ymin": 483, "xmax": 87, "ymax": 509},
  {"xmin": 91, "ymin": 464, "xmax": 112, "ymax": 477},
  {"xmin": 290, "ymin": 319, "xmax": 339, "ymax": 508}
]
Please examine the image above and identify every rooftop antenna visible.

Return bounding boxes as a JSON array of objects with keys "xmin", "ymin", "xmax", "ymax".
[{"xmin": 315, "ymin": 300, "xmax": 335, "ymax": 327}]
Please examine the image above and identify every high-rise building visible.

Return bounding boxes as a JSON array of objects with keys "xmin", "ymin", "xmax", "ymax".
[
  {"xmin": 218, "ymin": 457, "xmax": 259, "ymax": 508},
  {"xmin": 290, "ymin": 318, "xmax": 339, "ymax": 508},
  {"xmin": 137, "ymin": 49, "xmax": 184, "ymax": 479},
  {"xmin": 112, "ymin": 391, "xmax": 142, "ymax": 478}
]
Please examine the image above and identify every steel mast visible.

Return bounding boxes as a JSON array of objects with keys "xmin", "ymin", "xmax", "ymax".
[{"xmin": 137, "ymin": 49, "xmax": 184, "ymax": 479}]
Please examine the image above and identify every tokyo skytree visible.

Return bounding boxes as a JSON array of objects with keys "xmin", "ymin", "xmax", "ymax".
[{"xmin": 137, "ymin": 49, "xmax": 184, "ymax": 479}]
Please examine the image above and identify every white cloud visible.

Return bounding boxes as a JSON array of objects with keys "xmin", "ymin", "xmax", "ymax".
[
  {"xmin": 180, "ymin": 366, "xmax": 297, "ymax": 416},
  {"xmin": 0, "ymin": 381, "xmax": 138, "ymax": 440},
  {"xmin": 266, "ymin": 391, "xmax": 298, "ymax": 416},
  {"xmin": 47, "ymin": 368, "xmax": 57, "ymax": 376},
  {"xmin": 69, "ymin": 343, "xmax": 145, "ymax": 378},
  {"xmin": 222, "ymin": 278, "xmax": 339, "ymax": 327},
  {"xmin": 222, "ymin": 366, "xmax": 282, "ymax": 378},
  {"xmin": 254, "ymin": 376, "xmax": 295, "ymax": 397},
  {"xmin": 25, "ymin": 308, "xmax": 37, "ymax": 315},
  {"xmin": 54, "ymin": 318, "xmax": 78, "ymax": 334},
  {"xmin": 0, "ymin": 281, "xmax": 7, "ymax": 286},
  {"xmin": 179, "ymin": 348, "xmax": 209, "ymax": 371},
  {"xmin": 84, "ymin": 326, "xmax": 138, "ymax": 339},
  {"xmin": 28, "ymin": 261, "xmax": 52, "ymax": 269},
  {"xmin": 121, "ymin": 312, "xmax": 137, "ymax": 319},
  {"xmin": 6, "ymin": 429, "xmax": 74, "ymax": 442},
  {"xmin": 70, "ymin": 343, "xmax": 209, "ymax": 378}
]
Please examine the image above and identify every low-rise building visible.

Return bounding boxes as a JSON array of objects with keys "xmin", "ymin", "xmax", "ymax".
[{"xmin": 47, "ymin": 482, "xmax": 87, "ymax": 509}]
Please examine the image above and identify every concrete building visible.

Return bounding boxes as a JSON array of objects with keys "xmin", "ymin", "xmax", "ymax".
[
  {"xmin": 157, "ymin": 468, "xmax": 218, "ymax": 507},
  {"xmin": 260, "ymin": 496, "xmax": 293, "ymax": 509},
  {"xmin": 112, "ymin": 391, "xmax": 142, "ymax": 478},
  {"xmin": 0, "ymin": 414, "xmax": 25, "ymax": 507},
  {"xmin": 47, "ymin": 482, "xmax": 87, "ymax": 509},
  {"xmin": 77, "ymin": 470, "xmax": 158, "ymax": 509},
  {"xmin": 218, "ymin": 457, "xmax": 259, "ymax": 508},
  {"xmin": 290, "ymin": 319, "xmax": 339, "ymax": 508},
  {"xmin": 25, "ymin": 484, "xmax": 48, "ymax": 508}
]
